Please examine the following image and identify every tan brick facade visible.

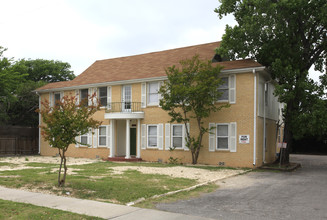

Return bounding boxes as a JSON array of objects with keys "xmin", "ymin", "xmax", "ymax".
[
  {"xmin": 37, "ymin": 42, "xmax": 281, "ymax": 168},
  {"xmin": 39, "ymin": 71, "xmax": 279, "ymax": 168}
]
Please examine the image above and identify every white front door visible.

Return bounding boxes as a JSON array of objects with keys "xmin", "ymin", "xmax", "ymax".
[{"xmin": 122, "ymin": 85, "xmax": 132, "ymax": 112}]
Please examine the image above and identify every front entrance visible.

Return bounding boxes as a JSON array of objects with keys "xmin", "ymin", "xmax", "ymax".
[
  {"xmin": 116, "ymin": 120, "xmax": 137, "ymax": 157},
  {"xmin": 108, "ymin": 118, "xmax": 142, "ymax": 159},
  {"xmin": 130, "ymin": 128, "xmax": 136, "ymax": 156}
]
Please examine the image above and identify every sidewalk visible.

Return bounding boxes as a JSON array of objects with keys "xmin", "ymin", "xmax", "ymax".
[{"xmin": 0, "ymin": 186, "xmax": 213, "ymax": 220}]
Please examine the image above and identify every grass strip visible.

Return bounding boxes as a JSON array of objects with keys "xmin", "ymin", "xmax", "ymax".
[{"xmin": 0, "ymin": 199, "xmax": 104, "ymax": 220}]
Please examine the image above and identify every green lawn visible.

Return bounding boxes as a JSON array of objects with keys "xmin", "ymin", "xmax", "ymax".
[
  {"xmin": 0, "ymin": 199, "xmax": 103, "ymax": 220},
  {"xmin": 0, "ymin": 161, "xmax": 197, "ymax": 204},
  {"xmin": 0, "ymin": 159, "xmax": 245, "ymax": 207}
]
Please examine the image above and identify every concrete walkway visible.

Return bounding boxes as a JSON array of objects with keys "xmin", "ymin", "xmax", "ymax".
[{"xmin": 0, "ymin": 186, "xmax": 213, "ymax": 220}]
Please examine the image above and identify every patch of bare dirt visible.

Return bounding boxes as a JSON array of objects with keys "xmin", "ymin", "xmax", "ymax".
[
  {"xmin": 0, "ymin": 156, "xmax": 102, "ymax": 171},
  {"xmin": 111, "ymin": 166, "xmax": 245, "ymax": 183},
  {"xmin": 0, "ymin": 156, "xmax": 245, "ymax": 184}
]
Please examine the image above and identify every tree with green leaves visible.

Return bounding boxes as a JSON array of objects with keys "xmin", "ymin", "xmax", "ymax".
[
  {"xmin": 215, "ymin": 0, "xmax": 327, "ymax": 164},
  {"xmin": 0, "ymin": 46, "xmax": 27, "ymax": 125},
  {"xmin": 8, "ymin": 59, "xmax": 75, "ymax": 127},
  {"xmin": 7, "ymin": 81, "xmax": 47, "ymax": 127},
  {"xmin": 159, "ymin": 55, "xmax": 229, "ymax": 164},
  {"xmin": 37, "ymin": 94, "xmax": 101, "ymax": 186},
  {"xmin": 0, "ymin": 46, "xmax": 76, "ymax": 127},
  {"xmin": 14, "ymin": 59, "xmax": 75, "ymax": 82}
]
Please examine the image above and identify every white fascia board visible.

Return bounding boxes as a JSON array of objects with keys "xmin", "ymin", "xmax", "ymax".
[
  {"xmin": 36, "ymin": 76, "xmax": 168, "ymax": 94},
  {"xmin": 221, "ymin": 66, "xmax": 266, "ymax": 74}
]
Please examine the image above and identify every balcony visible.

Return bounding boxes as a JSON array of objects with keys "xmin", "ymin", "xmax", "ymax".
[{"xmin": 105, "ymin": 102, "xmax": 144, "ymax": 119}]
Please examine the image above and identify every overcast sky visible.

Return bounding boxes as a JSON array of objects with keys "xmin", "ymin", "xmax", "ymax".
[{"xmin": 1, "ymin": 0, "xmax": 321, "ymax": 81}]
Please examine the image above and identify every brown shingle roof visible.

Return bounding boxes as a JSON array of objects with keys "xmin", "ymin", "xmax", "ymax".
[{"xmin": 36, "ymin": 41, "xmax": 262, "ymax": 92}]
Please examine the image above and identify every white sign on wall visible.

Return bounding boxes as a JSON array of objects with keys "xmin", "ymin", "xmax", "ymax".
[
  {"xmin": 239, "ymin": 135, "xmax": 250, "ymax": 144},
  {"xmin": 278, "ymin": 142, "xmax": 287, "ymax": 148}
]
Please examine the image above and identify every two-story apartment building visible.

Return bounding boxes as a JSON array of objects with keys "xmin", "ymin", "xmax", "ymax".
[{"xmin": 36, "ymin": 42, "xmax": 280, "ymax": 168}]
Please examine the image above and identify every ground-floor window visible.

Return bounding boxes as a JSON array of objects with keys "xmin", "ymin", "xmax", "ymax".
[
  {"xmin": 98, "ymin": 126, "xmax": 107, "ymax": 146},
  {"xmin": 209, "ymin": 122, "xmax": 237, "ymax": 152},
  {"xmin": 147, "ymin": 125, "xmax": 158, "ymax": 148},
  {"xmin": 217, "ymin": 124, "xmax": 229, "ymax": 150},
  {"xmin": 172, "ymin": 124, "xmax": 183, "ymax": 149},
  {"xmin": 81, "ymin": 133, "xmax": 89, "ymax": 146}
]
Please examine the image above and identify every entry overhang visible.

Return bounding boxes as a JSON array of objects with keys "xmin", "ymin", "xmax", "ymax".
[{"xmin": 105, "ymin": 112, "xmax": 145, "ymax": 119}]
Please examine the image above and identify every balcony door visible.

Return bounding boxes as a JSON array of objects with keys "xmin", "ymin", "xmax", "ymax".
[{"xmin": 122, "ymin": 85, "xmax": 132, "ymax": 112}]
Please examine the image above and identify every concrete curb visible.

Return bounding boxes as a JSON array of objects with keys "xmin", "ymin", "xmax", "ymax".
[{"xmin": 259, "ymin": 162, "xmax": 301, "ymax": 172}]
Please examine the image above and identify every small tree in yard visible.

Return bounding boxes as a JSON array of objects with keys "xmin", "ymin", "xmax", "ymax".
[
  {"xmin": 159, "ymin": 55, "xmax": 229, "ymax": 164},
  {"xmin": 37, "ymin": 94, "xmax": 101, "ymax": 187}
]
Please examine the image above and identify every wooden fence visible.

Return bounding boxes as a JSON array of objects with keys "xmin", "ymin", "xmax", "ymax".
[{"xmin": 0, "ymin": 126, "xmax": 38, "ymax": 156}]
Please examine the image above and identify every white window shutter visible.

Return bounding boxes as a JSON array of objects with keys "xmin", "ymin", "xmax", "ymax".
[
  {"xmin": 88, "ymin": 129, "xmax": 92, "ymax": 147},
  {"xmin": 141, "ymin": 83, "xmax": 146, "ymax": 108},
  {"xmin": 209, "ymin": 123, "xmax": 216, "ymax": 152},
  {"xmin": 158, "ymin": 124, "xmax": 163, "ymax": 150},
  {"xmin": 60, "ymin": 91, "xmax": 64, "ymax": 100},
  {"xmin": 88, "ymin": 88, "xmax": 92, "ymax": 106},
  {"xmin": 183, "ymin": 123, "xmax": 190, "ymax": 151},
  {"xmin": 75, "ymin": 90, "xmax": 79, "ymax": 105},
  {"xmin": 92, "ymin": 88, "xmax": 97, "ymax": 106},
  {"xmin": 158, "ymin": 81, "xmax": 164, "ymax": 107},
  {"xmin": 141, "ymin": 124, "xmax": 146, "ymax": 149},
  {"xmin": 93, "ymin": 128, "xmax": 98, "ymax": 148},
  {"xmin": 49, "ymin": 93, "xmax": 53, "ymax": 107},
  {"xmin": 107, "ymin": 125, "xmax": 111, "ymax": 148},
  {"xmin": 75, "ymin": 135, "xmax": 80, "ymax": 148},
  {"xmin": 165, "ymin": 123, "xmax": 170, "ymax": 150},
  {"xmin": 229, "ymin": 74, "xmax": 236, "ymax": 104},
  {"xmin": 107, "ymin": 86, "xmax": 112, "ymax": 109},
  {"xmin": 229, "ymin": 122, "xmax": 237, "ymax": 152}
]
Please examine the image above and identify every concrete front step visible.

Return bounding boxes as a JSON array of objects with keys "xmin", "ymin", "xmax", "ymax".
[{"xmin": 104, "ymin": 156, "xmax": 143, "ymax": 162}]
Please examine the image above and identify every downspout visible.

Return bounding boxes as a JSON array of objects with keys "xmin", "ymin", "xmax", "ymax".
[
  {"xmin": 263, "ymin": 83, "xmax": 267, "ymax": 163},
  {"xmin": 36, "ymin": 92, "xmax": 41, "ymax": 155},
  {"xmin": 253, "ymin": 69, "xmax": 257, "ymax": 166}
]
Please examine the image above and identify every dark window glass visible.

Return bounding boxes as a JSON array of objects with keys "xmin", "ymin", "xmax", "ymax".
[
  {"xmin": 80, "ymin": 89, "xmax": 88, "ymax": 106},
  {"xmin": 99, "ymin": 87, "xmax": 107, "ymax": 107}
]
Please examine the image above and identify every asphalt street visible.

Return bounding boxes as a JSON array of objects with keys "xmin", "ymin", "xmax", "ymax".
[{"xmin": 156, "ymin": 154, "xmax": 327, "ymax": 220}]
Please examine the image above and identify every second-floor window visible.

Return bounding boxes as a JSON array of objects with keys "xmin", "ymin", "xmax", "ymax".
[
  {"xmin": 147, "ymin": 82, "xmax": 159, "ymax": 105},
  {"xmin": 80, "ymin": 89, "xmax": 88, "ymax": 106},
  {"xmin": 98, "ymin": 87, "xmax": 107, "ymax": 107},
  {"xmin": 53, "ymin": 92, "xmax": 61, "ymax": 107},
  {"xmin": 216, "ymin": 75, "xmax": 236, "ymax": 104},
  {"xmin": 217, "ymin": 77, "xmax": 229, "ymax": 102}
]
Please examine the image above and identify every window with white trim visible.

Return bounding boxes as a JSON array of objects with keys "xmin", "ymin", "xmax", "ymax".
[
  {"xmin": 172, "ymin": 124, "xmax": 183, "ymax": 149},
  {"xmin": 80, "ymin": 89, "xmax": 89, "ymax": 106},
  {"xmin": 53, "ymin": 92, "xmax": 61, "ymax": 107},
  {"xmin": 217, "ymin": 77, "xmax": 229, "ymax": 101},
  {"xmin": 98, "ymin": 126, "xmax": 107, "ymax": 146},
  {"xmin": 81, "ymin": 133, "xmax": 88, "ymax": 145},
  {"xmin": 147, "ymin": 82, "xmax": 159, "ymax": 105},
  {"xmin": 216, "ymin": 124, "xmax": 229, "ymax": 150},
  {"xmin": 98, "ymin": 87, "xmax": 107, "ymax": 107},
  {"xmin": 147, "ymin": 125, "xmax": 157, "ymax": 148}
]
